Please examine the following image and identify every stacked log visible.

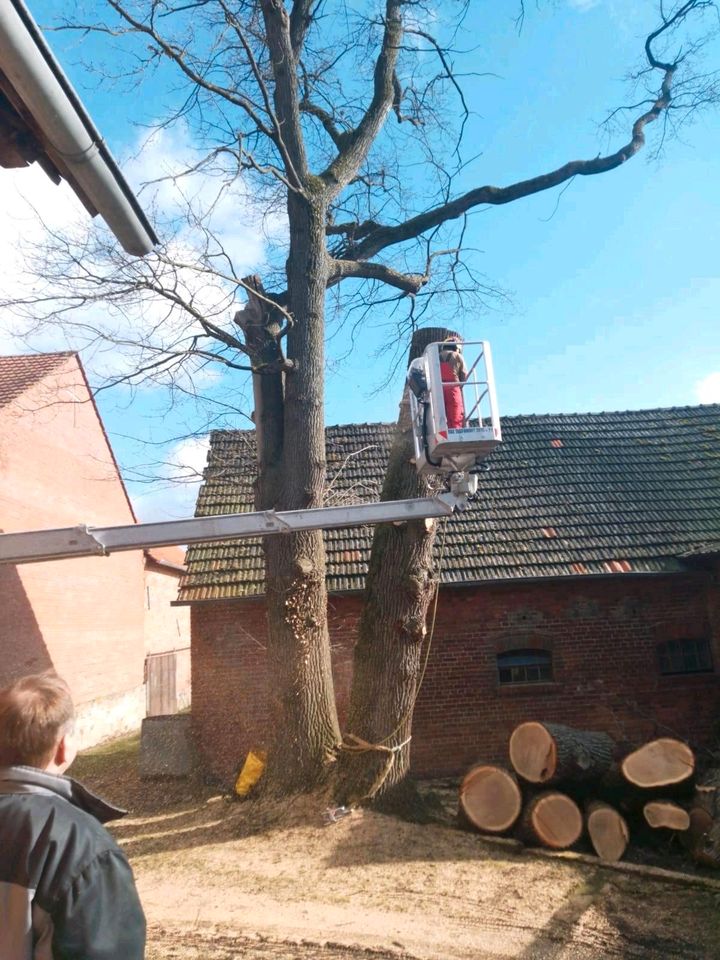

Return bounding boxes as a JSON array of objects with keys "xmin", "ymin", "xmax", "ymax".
[
  {"xmin": 459, "ymin": 721, "xmax": 705, "ymax": 866},
  {"xmin": 585, "ymin": 801, "xmax": 630, "ymax": 862},
  {"xmin": 459, "ymin": 765, "xmax": 523, "ymax": 834},
  {"xmin": 683, "ymin": 782, "xmax": 720, "ymax": 868}
]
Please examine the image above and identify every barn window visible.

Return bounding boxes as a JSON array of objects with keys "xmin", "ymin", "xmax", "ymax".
[
  {"xmin": 497, "ymin": 649, "xmax": 553, "ymax": 685},
  {"xmin": 657, "ymin": 638, "xmax": 713, "ymax": 676}
]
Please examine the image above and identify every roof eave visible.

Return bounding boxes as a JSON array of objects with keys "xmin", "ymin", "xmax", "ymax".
[{"xmin": 0, "ymin": 0, "xmax": 158, "ymax": 256}]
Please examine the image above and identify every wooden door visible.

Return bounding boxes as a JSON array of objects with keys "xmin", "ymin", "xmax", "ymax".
[{"xmin": 145, "ymin": 651, "xmax": 178, "ymax": 716}]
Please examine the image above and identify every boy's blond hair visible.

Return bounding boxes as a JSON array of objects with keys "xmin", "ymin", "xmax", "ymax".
[{"xmin": 0, "ymin": 672, "xmax": 75, "ymax": 768}]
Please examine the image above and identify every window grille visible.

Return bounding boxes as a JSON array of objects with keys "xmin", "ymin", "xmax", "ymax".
[
  {"xmin": 657, "ymin": 638, "xmax": 713, "ymax": 676},
  {"xmin": 497, "ymin": 649, "xmax": 553, "ymax": 685}
]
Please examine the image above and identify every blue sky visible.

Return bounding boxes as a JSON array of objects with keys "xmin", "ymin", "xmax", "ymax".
[{"xmin": 2, "ymin": 1, "xmax": 719, "ymax": 519}]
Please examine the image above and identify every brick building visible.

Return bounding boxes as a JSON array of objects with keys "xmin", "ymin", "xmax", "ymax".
[
  {"xmin": 0, "ymin": 352, "xmax": 190, "ymax": 745},
  {"xmin": 179, "ymin": 406, "xmax": 720, "ymax": 783}
]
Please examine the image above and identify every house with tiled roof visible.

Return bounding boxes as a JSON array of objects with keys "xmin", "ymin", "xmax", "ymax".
[
  {"xmin": 180, "ymin": 405, "xmax": 720, "ymax": 782},
  {"xmin": 0, "ymin": 352, "xmax": 190, "ymax": 744}
]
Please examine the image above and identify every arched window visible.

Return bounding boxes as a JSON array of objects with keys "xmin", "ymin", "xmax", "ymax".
[
  {"xmin": 657, "ymin": 638, "xmax": 713, "ymax": 676},
  {"xmin": 497, "ymin": 649, "xmax": 552, "ymax": 685}
]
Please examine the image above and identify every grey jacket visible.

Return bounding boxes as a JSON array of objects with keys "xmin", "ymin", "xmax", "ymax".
[{"xmin": 0, "ymin": 766, "xmax": 146, "ymax": 959}]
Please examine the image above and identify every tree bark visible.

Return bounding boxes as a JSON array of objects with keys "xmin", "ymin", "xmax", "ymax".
[
  {"xmin": 334, "ymin": 326, "xmax": 459, "ymax": 806},
  {"xmin": 682, "ymin": 783, "xmax": 720, "ymax": 868},
  {"xmin": 509, "ymin": 721, "xmax": 618, "ymax": 786},
  {"xmin": 262, "ymin": 195, "xmax": 341, "ymax": 793}
]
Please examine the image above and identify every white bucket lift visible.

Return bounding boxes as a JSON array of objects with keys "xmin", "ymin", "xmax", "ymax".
[{"xmin": 408, "ymin": 339, "xmax": 501, "ymax": 476}]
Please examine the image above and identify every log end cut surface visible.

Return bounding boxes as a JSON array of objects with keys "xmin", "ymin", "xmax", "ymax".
[
  {"xmin": 621, "ymin": 739, "xmax": 695, "ymax": 788},
  {"xmin": 525, "ymin": 792, "xmax": 583, "ymax": 849},
  {"xmin": 587, "ymin": 802, "xmax": 630, "ymax": 862},
  {"xmin": 644, "ymin": 801, "xmax": 691, "ymax": 831},
  {"xmin": 508, "ymin": 722, "xmax": 556, "ymax": 784},
  {"xmin": 459, "ymin": 766, "xmax": 522, "ymax": 834}
]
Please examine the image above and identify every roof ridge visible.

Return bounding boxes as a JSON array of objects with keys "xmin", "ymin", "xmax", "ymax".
[{"xmin": 0, "ymin": 350, "xmax": 78, "ymax": 360}]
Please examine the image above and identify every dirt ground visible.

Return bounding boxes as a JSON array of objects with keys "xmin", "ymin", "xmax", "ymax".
[{"xmin": 74, "ymin": 736, "xmax": 720, "ymax": 960}]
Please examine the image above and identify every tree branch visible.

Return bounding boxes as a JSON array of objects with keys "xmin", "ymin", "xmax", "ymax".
[
  {"xmin": 260, "ymin": 0, "xmax": 309, "ymax": 185},
  {"xmin": 327, "ymin": 258, "xmax": 427, "ymax": 295},
  {"xmin": 320, "ymin": 0, "xmax": 404, "ymax": 196},
  {"xmin": 290, "ymin": 0, "xmax": 314, "ymax": 57},
  {"xmin": 105, "ymin": 0, "xmax": 277, "ymax": 142},
  {"xmin": 341, "ymin": 55, "xmax": 681, "ymax": 263}
]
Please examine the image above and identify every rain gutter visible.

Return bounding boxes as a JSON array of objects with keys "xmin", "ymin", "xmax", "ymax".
[{"xmin": 0, "ymin": 0, "xmax": 158, "ymax": 255}]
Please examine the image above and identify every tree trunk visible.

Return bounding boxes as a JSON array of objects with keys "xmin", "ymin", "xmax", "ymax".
[
  {"xmin": 262, "ymin": 196, "xmax": 341, "ymax": 793},
  {"xmin": 517, "ymin": 791, "xmax": 583, "ymax": 849},
  {"xmin": 585, "ymin": 800, "xmax": 629, "ymax": 862},
  {"xmin": 334, "ymin": 327, "xmax": 459, "ymax": 807},
  {"xmin": 459, "ymin": 765, "xmax": 523, "ymax": 834},
  {"xmin": 509, "ymin": 721, "xmax": 618, "ymax": 786},
  {"xmin": 235, "ymin": 274, "xmax": 286, "ymax": 512}
]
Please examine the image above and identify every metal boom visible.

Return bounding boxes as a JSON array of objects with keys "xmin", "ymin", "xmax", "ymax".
[{"xmin": 0, "ymin": 493, "xmax": 462, "ymax": 565}]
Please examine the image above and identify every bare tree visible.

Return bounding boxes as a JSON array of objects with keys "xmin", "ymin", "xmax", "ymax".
[{"xmin": 3, "ymin": 0, "xmax": 719, "ymax": 794}]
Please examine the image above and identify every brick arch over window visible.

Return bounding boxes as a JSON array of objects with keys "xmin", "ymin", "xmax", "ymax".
[{"xmin": 494, "ymin": 633, "xmax": 554, "ymax": 655}]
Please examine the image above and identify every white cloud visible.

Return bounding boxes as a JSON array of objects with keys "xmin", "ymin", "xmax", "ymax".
[
  {"xmin": 130, "ymin": 435, "xmax": 211, "ymax": 522},
  {"xmin": 567, "ymin": 0, "xmax": 600, "ymax": 9},
  {"xmin": 695, "ymin": 372, "xmax": 720, "ymax": 404},
  {"xmin": 0, "ymin": 130, "xmax": 272, "ymax": 519},
  {"xmin": 0, "ymin": 124, "xmax": 287, "ymax": 389}
]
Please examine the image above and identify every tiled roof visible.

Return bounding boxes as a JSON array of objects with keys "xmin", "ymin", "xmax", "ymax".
[
  {"xmin": 0, "ymin": 352, "xmax": 74, "ymax": 407},
  {"xmin": 179, "ymin": 405, "xmax": 720, "ymax": 602}
]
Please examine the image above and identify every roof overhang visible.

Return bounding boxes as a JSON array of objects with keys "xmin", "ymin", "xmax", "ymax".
[{"xmin": 0, "ymin": 0, "xmax": 158, "ymax": 256}]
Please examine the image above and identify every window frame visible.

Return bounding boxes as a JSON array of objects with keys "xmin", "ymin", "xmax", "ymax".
[
  {"xmin": 497, "ymin": 648, "xmax": 553, "ymax": 686},
  {"xmin": 657, "ymin": 637, "xmax": 714, "ymax": 677}
]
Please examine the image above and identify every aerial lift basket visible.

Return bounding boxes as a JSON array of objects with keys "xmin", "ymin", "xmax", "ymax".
[{"xmin": 408, "ymin": 339, "xmax": 501, "ymax": 475}]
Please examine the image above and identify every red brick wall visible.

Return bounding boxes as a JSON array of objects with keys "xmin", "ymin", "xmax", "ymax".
[
  {"xmin": 191, "ymin": 572, "xmax": 720, "ymax": 784},
  {"xmin": 0, "ymin": 357, "xmax": 146, "ymax": 739}
]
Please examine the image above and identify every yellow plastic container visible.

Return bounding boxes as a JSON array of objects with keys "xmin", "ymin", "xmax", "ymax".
[{"xmin": 234, "ymin": 749, "xmax": 267, "ymax": 797}]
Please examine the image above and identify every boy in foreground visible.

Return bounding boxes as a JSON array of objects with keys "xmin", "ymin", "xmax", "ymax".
[{"xmin": 0, "ymin": 671, "xmax": 146, "ymax": 958}]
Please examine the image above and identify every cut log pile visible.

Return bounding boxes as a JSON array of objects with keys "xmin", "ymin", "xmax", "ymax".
[{"xmin": 459, "ymin": 721, "xmax": 719, "ymax": 867}]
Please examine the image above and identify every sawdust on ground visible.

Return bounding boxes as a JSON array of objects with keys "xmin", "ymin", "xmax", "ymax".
[{"xmin": 73, "ymin": 735, "xmax": 720, "ymax": 960}]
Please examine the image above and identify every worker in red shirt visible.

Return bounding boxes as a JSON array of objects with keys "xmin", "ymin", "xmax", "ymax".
[{"xmin": 439, "ymin": 342, "xmax": 467, "ymax": 428}]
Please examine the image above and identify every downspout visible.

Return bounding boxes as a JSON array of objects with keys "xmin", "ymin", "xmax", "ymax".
[{"xmin": 0, "ymin": 0, "xmax": 158, "ymax": 256}]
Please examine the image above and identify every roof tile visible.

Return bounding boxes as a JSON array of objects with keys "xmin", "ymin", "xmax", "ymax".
[
  {"xmin": 179, "ymin": 405, "xmax": 720, "ymax": 601},
  {"xmin": 0, "ymin": 352, "xmax": 74, "ymax": 407}
]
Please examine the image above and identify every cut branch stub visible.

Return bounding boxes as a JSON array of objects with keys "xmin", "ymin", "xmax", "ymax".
[
  {"xmin": 459, "ymin": 765, "xmax": 523, "ymax": 835},
  {"xmin": 517, "ymin": 791, "xmax": 583, "ymax": 849},
  {"xmin": 643, "ymin": 800, "xmax": 690, "ymax": 832},
  {"xmin": 509, "ymin": 721, "xmax": 617, "ymax": 785},
  {"xmin": 621, "ymin": 739, "xmax": 695, "ymax": 789},
  {"xmin": 586, "ymin": 800, "xmax": 630, "ymax": 862}
]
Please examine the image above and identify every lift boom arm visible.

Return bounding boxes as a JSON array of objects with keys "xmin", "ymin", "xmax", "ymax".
[{"xmin": 0, "ymin": 493, "xmax": 462, "ymax": 565}]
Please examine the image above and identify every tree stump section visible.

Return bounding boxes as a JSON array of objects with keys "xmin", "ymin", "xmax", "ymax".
[
  {"xmin": 459, "ymin": 765, "xmax": 523, "ymax": 834},
  {"xmin": 643, "ymin": 800, "xmax": 690, "ymax": 831},
  {"xmin": 683, "ymin": 785, "xmax": 720, "ymax": 868},
  {"xmin": 586, "ymin": 800, "xmax": 630, "ymax": 862},
  {"xmin": 517, "ymin": 791, "xmax": 583, "ymax": 849},
  {"xmin": 509, "ymin": 721, "xmax": 616, "ymax": 785},
  {"xmin": 621, "ymin": 739, "xmax": 695, "ymax": 789}
]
